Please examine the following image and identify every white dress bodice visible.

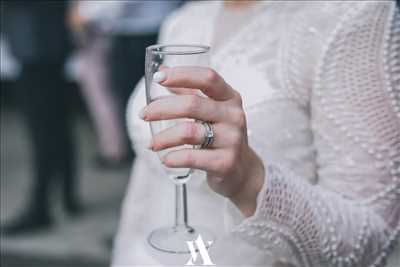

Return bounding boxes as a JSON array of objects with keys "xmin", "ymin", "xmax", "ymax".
[{"xmin": 113, "ymin": 1, "xmax": 400, "ymax": 266}]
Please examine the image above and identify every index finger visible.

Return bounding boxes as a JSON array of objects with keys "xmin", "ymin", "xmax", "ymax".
[{"xmin": 154, "ymin": 66, "xmax": 237, "ymax": 101}]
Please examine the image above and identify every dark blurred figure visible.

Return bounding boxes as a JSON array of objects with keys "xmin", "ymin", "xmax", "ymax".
[
  {"xmin": 67, "ymin": 1, "xmax": 129, "ymax": 168},
  {"xmin": 1, "ymin": 1, "xmax": 80, "ymax": 235},
  {"xmin": 108, "ymin": 1, "xmax": 182, "ymax": 158}
]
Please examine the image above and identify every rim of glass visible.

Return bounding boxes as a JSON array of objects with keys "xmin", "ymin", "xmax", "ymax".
[{"xmin": 147, "ymin": 44, "xmax": 210, "ymax": 55}]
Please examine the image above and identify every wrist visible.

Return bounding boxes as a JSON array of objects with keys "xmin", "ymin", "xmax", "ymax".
[{"xmin": 229, "ymin": 149, "xmax": 265, "ymax": 217}]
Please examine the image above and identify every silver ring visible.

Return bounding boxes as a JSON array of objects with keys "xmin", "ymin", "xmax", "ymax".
[{"xmin": 201, "ymin": 122, "xmax": 214, "ymax": 149}]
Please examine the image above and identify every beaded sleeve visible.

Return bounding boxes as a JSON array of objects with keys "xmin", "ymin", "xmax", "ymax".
[{"xmin": 232, "ymin": 2, "xmax": 400, "ymax": 267}]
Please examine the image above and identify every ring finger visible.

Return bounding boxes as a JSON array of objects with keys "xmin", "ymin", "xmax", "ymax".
[{"xmin": 150, "ymin": 121, "xmax": 226, "ymax": 151}]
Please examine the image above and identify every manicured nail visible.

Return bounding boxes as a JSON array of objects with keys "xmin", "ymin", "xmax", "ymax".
[
  {"xmin": 153, "ymin": 71, "xmax": 167, "ymax": 83},
  {"xmin": 139, "ymin": 107, "xmax": 146, "ymax": 120}
]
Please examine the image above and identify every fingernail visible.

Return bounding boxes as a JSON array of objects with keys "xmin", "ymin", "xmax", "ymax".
[
  {"xmin": 153, "ymin": 71, "xmax": 167, "ymax": 83},
  {"xmin": 139, "ymin": 107, "xmax": 146, "ymax": 120}
]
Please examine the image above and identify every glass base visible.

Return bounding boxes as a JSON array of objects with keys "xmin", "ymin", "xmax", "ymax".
[{"xmin": 148, "ymin": 225, "xmax": 215, "ymax": 254}]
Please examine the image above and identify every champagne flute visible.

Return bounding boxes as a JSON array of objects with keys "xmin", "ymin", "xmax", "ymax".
[{"xmin": 145, "ymin": 44, "xmax": 215, "ymax": 254}]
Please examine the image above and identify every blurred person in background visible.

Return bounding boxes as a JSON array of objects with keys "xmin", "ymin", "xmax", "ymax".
[
  {"xmin": 1, "ymin": 1, "xmax": 81, "ymax": 235},
  {"xmin": 108, "ymin": 0, "xmax": 183, "ymax": 161},
  {"xmin": 0, "ymin": 33, "xmax": 20, "ymax": 83},
  {"xmin": 67, "ymin": 1, "xmax": 129, "ymax": 168}
]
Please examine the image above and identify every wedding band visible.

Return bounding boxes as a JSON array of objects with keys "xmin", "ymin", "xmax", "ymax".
[{"xmin": 201, "ymin": 122, "xmax": 214, "ymax": 149}]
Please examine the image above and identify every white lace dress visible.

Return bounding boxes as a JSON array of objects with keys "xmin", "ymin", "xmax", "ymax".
[{"xmin": 112, "ymin": 1, "xmax": 400, "ymax": 266}]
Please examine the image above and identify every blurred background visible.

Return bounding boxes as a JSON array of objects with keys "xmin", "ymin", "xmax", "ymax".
[{"xmin": 1, "ymin": 1, "xmax": 183, "ymax": 266}]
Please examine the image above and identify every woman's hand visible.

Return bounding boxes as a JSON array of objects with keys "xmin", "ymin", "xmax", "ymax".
[{"xmin": 140, "ymin": 67, "xmax": 265, "ymax": 217}]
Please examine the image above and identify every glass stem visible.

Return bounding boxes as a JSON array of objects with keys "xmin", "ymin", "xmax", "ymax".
[{"xmin": 174, "ymin": 183, "xmax": 191, "ymax": 230}]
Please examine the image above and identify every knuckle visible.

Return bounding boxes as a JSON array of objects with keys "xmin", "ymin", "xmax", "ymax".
[
  {"xmin": 182, "ymin": 122, "xmax": 197, "ymax": 143},
  {"xmin": 214, "ymin": 154, "xmax": 226, "ymax": 173},
  {"xmin": 222, "ymin": 150, "xmax": 237, "ymax": 174},
  {"xmin": 183, "ymin": 152, "xmax": 196, "ymax": 166},
  {"xmin": 204, "ymin": 68, "xmax": 219, "ymax": 84},
  {"xmin": 229, "ymin": 129, "xmax": 243, "ymax": 147},
  {"xmin": 233, "ymin": 91, "xmax": 243, "ymax": 106},
  {"xmin": 232, "ymin": 108, "xmax": 247, "ymax": 129},
  {"xmin": 184, "ymin": 95, "xmax": 201, "ymax": 114}
]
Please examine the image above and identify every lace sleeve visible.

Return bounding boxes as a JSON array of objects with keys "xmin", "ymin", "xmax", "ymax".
[{"xmin": 231, "ymin": 2, "xmax": 400, "ymax": 267}]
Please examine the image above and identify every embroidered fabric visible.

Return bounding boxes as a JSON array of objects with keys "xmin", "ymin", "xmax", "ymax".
[{"xmin": 114, "ymin": 1, "xmax": 400, "ymax": 266}]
